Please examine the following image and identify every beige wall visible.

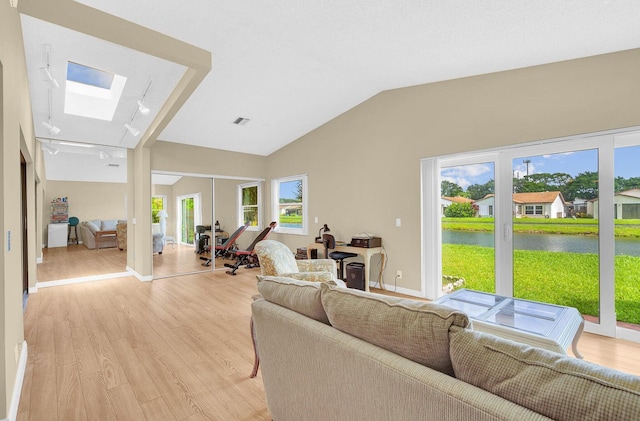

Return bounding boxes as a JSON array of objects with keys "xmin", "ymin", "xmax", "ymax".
[
  {"xmin": 151, "ymin": 141, "xmax": 266, "ymax": 180},
  {"xmin": 214, "ymin": 178, "xmax": 239, "ymax": 239},
  {"xmin": 1, "ymin": 2, "xmax": 44, "ymax": 416},
  {"xmin": 43, "ymin": 180, "xmax": 127, "ymax": 245},
  {"xmin": 267, "ymin": 49, "xmax": 640, "ymax": 293}
]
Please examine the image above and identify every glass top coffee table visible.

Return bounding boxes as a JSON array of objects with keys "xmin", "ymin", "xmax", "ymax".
[{"xmin": 435, "ymin": 289, "xmax": 584, "ymax": 358}]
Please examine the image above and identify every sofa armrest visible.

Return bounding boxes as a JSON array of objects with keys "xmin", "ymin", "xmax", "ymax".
[{"xmin": 296, "ymin": 259, "xmax": 337, "ymax": 278}]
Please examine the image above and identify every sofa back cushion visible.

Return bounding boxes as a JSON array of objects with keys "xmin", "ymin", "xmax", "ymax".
[
  {"xmin": 101, "ymin": 219, "xmax": 117, "ymax": 231},
  {"xmin": 320, "ymin": 284, "xmax": 470, "ymax": 376},
  {"xmin": 257, "ymin": 276, "xmax": 330, "ymax": 324},
  {"xmin": 449, "ymin": 326, "xmax": 640, "ymax": 421},
  {"xmin": 255, "ymin": 240, "xmax": 299, "ymax": 276}
]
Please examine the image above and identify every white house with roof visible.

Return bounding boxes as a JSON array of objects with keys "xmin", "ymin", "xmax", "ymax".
[
  {"xmin": 587, "ymin": 189, "xmax": 640, "ymax": 219},
  {"xmin": 475, "ymin": 194, "xmax": 495, "ymax": 217},
  {"xmin": 513, "ymin": 191, "xmax": 566, "ymax": 218}
]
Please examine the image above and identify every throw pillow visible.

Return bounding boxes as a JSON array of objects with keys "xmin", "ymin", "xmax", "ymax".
[
  {"xmin": 86, "ymin": 221, "xmax": 100, "ymax": 235},
  {"xmin": 257, "ymin": 276, "xmax": 331, "ymax": 324},
  {"xmin": 449, "ymin": 326, "xmax": 640, "ymax": 421},
  {"xmin": 320, "ymin": 284, "xmax": 470, "ymax": 376}
]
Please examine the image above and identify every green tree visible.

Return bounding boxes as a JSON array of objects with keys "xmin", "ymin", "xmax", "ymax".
[
  {"xmin": 466, "ymin": 180, "xmax": 494, "ymax": 200},
  {"xmin": 295, "ymin": 180, "xmax": 303, "ymax": 202},
  {"xmin": 441, "ymin": 180, "xmax": 463, "ymax": 197},
  {"xmin": 444, "ymin": 202, "xmax": 475, "ymax": 218},
  {"xmin": 563, "ymin": 171, "xmax": 599, "ymax": 201}
]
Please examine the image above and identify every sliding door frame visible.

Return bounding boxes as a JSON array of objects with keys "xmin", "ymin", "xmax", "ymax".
[{"xmin": 421, "ymin": 127, "xmax": 640, "ymax": 341}]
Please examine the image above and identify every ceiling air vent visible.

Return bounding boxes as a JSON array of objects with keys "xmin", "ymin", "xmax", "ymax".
[
  {"xmin": 108, "ymin": 163, "xmax": 120, "ymax": 167},
  {"xmin": 233, "ymin": 117, "xmax": 250, "ymax": 126}
]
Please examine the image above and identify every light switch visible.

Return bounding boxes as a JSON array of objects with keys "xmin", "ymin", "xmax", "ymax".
[
  {"xmin": 315, "ymin": 216, "xmax": 319, "ymax": 223},
  {"xmin": 395, "ymin": 218, "xmax": 401, "ymax": 227}
]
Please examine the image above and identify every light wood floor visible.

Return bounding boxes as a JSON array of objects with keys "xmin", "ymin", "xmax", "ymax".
[
  {"xmin": 37, "ymin": 243, "xmax": 235, "ymax": 283},
  {"xmin": 22, "ymin": 254, "xmax": 640, "ymax": 420}
]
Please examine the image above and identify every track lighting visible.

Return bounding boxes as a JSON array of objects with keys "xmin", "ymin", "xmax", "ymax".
[
  {"xmin": 137, "ymin": 100, "xmax": 150, "ymax": 115},
  {"xmin": 124, "ymin": 123, "xmax": 140, "ymax": 137},
  {"xmin": 43, "ymin": 45, "xmax": 59, "ymax": 88},
  {"xmin": 42, "ymin": 140, "xmax": 59, "ymax": 155},
  {"xmin": 42, "ymin": 120, "xmax": 61, "ymax": 135}
]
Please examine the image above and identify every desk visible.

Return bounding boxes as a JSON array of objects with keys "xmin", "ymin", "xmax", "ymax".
[
  {"xmin": 307, "ymin": 243, "xmax": 384, "ymax": 292},
  {"xmin": 96, "ymin": 230, "xmax": 117, "ymax": 250},
  {"xmin": 435, "ymin": 289, "xmax": 584, "ymax": 358}
]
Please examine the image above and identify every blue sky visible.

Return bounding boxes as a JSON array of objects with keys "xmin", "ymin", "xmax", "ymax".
[
  {"xmin": 280, "ymin": 180, "xmax": 300, "ymax": 200},
  {"xmin": 442, "ymin": 146, "xmax": 639, "ymax": 190},
  {"xmin": 66, "ymin": 62, "xmax": 113, "ymax": 89}
]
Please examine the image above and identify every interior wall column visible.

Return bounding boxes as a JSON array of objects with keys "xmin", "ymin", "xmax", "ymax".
[{"xmin": 132, "ymin": 144, "xmax": 152, "ymax": 279}]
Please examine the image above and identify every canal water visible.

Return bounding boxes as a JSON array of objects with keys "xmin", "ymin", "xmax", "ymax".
[{"xmin": 442, "ymin": 230, "xmax": 640, "ymax": 257}]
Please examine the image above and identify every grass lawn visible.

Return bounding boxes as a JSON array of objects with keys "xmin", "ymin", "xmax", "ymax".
[
  {"xmin": 442, "ymin": 217, "xmax": 640, "ymax": 237},
  {"xmin": 442, "ymin": 243, "xmax": 640, "ymax": 325}
]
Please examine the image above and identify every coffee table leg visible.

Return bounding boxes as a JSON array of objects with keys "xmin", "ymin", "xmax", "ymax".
[{"xmin": 572, "ymin": 319, "xmax": 585, "ymax": 359}]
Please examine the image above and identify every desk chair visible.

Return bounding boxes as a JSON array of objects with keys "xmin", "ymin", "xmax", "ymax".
[{"xmin": 323, "ymin": 233, "xmax": 357, "ymax": 280}]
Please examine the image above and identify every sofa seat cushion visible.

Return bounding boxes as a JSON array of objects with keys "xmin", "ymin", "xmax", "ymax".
[
  {"xmin": 321, "ymin": 284, "xmax": 470, "ymax": 376},
  {"xmin": 449, "ymin": 326, "xmax": 640, "ymax": 421},
  {"xmin": 257, "ymin": 276, "xmax": 332, "ymax": 324}
]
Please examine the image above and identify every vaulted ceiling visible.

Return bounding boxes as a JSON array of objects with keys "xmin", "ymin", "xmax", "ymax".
[{"xmin": 19, "ymin": 0, "xmax": 640, "ymax": 182}]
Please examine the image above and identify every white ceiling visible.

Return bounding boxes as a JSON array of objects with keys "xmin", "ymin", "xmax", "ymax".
[{"xmin": 19, "ymin": 1, "xmax": 640, "ymax": 181}]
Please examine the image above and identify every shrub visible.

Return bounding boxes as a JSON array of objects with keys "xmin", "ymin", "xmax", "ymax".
[{"xmin": 444, "ymin": 202, "xmax": 475, "ymax": 218}]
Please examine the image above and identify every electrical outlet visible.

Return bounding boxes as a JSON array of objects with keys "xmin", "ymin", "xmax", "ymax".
[{"xmin": 396, "ymin": 270, "xmax": 402, "ymax": 279}]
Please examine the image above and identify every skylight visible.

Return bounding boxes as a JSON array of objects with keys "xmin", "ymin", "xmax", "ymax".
[
  {"xmin": 67, "ymin": 62, "xmax": 113, "ymax": 89},
  {"xmin": 64, "ymin": 61, "xmax": 126, "ymax": 121}
]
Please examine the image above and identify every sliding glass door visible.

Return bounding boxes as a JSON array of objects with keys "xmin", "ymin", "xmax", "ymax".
[
  {"xmin": 440, "ymin": 160, "xmax": 496, "ymax": 294},
  {"xmin": 510, "ymin": 149, "xmax": 600, "ymax": 324},
  {"xmin": 423, "ymin": 129, "xmax": 640, "ymax": 340}
]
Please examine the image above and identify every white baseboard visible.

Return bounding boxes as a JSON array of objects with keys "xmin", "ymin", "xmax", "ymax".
[
  {"xmin": 35, "ymin": 271, "xmax": 132, "ymax": 289},
  {"xmin": 126, "ymin": 266, "xmax": 153, "ymax": 282},
  {"xmin": 369, "ymin": 281, "xmax": 422, "ymax": 298},
  {"xmin": 7, "ymin": 341, "xmax": 27, "ymax": 421}
]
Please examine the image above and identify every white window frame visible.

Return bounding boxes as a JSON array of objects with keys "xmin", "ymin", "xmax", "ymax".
[
  {"xmin": 271, "ymin": 174, "xmax": 308, "ymax": 235},
  {"xmin": 421, "ymin": 127, "xmax": 640, "ymax": 343},
  {"xmin": 176, "ymin": 193, "xmax": 202, "ymax": 245},
  {"xmin": 237, "ymin": 181, "xmax": 262, "ymax": 231}
]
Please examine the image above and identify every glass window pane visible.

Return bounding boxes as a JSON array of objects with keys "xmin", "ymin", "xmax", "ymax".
[
  {"xmin": 512, "ymin": 150, "xmax": 599, "ymax": 323},
  {"xmin": 278, "ymin": 179, "xmax": 303, "ymax": 229},
  {"xmin": 441, "ymin": 162, "xmax": 495, "ymax": 294},
  {"xmin": 614, "ymin": 145, "xmax": 640, "ymax": 328}
]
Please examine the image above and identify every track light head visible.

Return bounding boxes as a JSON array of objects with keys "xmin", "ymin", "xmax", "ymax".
[
  {"xmin": 44, "ymin": 67, "xmax": 60, "ymax": 88},
  {"xmin": 124, "ymin": 123, "xmax": 140, "ymax": 137},
  {"xmin": 137, "ymin": 100, "xmax": 150, "ymax": 115},
  {"xmin": 42, "ymin": 120, "xmax": 61, "ymax": 135}
]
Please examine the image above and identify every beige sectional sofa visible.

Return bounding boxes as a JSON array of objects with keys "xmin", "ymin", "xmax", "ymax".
[
  {"xmin": 252, "ymin": 276, "xmax": 640, "ymax": 421},
  {"xmin": 78, "ymin": 219, "xmax": 124, "ymax": 249}
]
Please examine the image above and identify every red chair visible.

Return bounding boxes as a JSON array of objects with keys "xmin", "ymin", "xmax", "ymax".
[
  {"xmin": 224, "ymin": 222, "xmax": 277, "ymax": 275},
  {"xmin": 200, "ymin": 221, "xmax": 250, "ymax": 266}
]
